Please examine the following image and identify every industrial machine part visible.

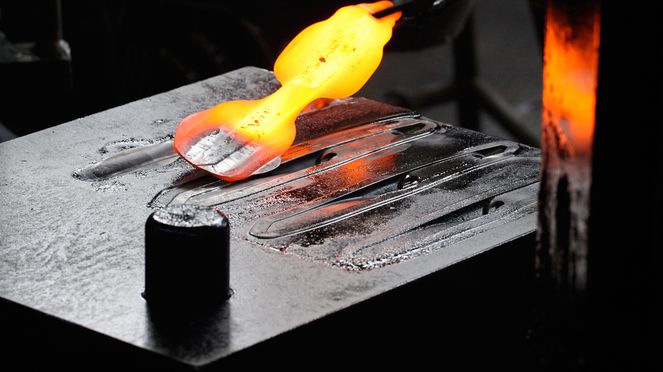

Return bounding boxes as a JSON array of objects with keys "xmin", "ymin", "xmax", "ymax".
[{"xmin": 0, "ymin": 67, "xmax": 539, "ymax": 370}]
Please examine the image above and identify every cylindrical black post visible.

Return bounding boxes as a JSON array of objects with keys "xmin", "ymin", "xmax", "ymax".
[{"xmin": 144, "ymin": 204, "xmax": 231, "ymax": 305}]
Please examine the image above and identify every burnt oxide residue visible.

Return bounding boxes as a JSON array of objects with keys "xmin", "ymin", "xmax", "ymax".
[
  {"xmin": 158, "ymin": 113, "xmax": 540, "ymax": 272},
  {"xmin": 152, "ymin": 204, "xmax": 227, "ymax": 228},
  {"xmin": 96, "ymin": 136, "xmax": 173, "ymax": 156}
]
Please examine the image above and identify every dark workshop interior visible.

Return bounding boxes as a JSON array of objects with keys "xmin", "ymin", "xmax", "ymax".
[{"xmin": 0, "ymin": 0, "xmax": 660, "ymax": 370}]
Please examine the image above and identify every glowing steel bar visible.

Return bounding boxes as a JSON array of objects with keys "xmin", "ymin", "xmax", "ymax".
[
  {"xmin": 539, "ymin": 0, "xmax": 601, "ymax": 294},
  {"xmin": 542, "ymin": 3, "xmax": 601, "ymax": 155},
  {"xmin": 174, "ymin": 1, "xmax": 401, "ymax": 181}
]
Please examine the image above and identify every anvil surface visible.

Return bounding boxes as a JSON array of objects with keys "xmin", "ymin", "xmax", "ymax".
[{"xmin": 0, "ymin": 67, "xmax": 538, "ymax": 369}]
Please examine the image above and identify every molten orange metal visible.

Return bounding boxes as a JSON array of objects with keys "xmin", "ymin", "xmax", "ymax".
[
  {"xmin": 542, "ymin": 5, "xmax": 601, "ymax": 155},
  {"xmin": 174, "ymin": 1, "xmax": 401, "ymax": 181}
]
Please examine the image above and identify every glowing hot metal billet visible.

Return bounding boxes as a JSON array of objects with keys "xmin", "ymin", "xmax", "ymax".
[{"xmin": 173, "ymin": 1, "xmax": 401, "ymax": 181}]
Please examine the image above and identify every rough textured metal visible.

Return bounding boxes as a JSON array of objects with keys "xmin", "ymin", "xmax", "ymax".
[
  {"xmin": 0, "ymin": 67, "xmax": 539, "ymax": 369},
  {"xmin": 155, "ymin": 116, "xmax": 539, "ymax": 271}
]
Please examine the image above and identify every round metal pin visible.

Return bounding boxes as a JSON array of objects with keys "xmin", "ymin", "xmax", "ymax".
[{"xmin": 144, "ymin": 204, "xmax": 231, "ymax": 305}]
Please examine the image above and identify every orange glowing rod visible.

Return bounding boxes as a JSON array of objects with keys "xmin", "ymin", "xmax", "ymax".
[
  {"xmin": 173, "ymin": 1, "xmax": 401, "ymax": 181},
  {"xmin": 542, "ymin": 3, "xmax": 601, "ymax": 156}
]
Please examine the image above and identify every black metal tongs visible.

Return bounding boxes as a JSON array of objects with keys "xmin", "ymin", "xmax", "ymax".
[{"xmin": 371, "ymin": 0, "xmax": 450, "ymax": 22}]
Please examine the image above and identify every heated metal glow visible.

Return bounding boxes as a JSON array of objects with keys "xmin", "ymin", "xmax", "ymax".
[
  {"xmin": 542, "ymin": 3, "xmax": 601, "ymax": 155},
  {"xmin": 174, "ymin": 1, "xmax": 401, "ymax": 181},
  {"xmin": 538, "ymin": 0, "xmax": 601, "ymax": 292}
]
